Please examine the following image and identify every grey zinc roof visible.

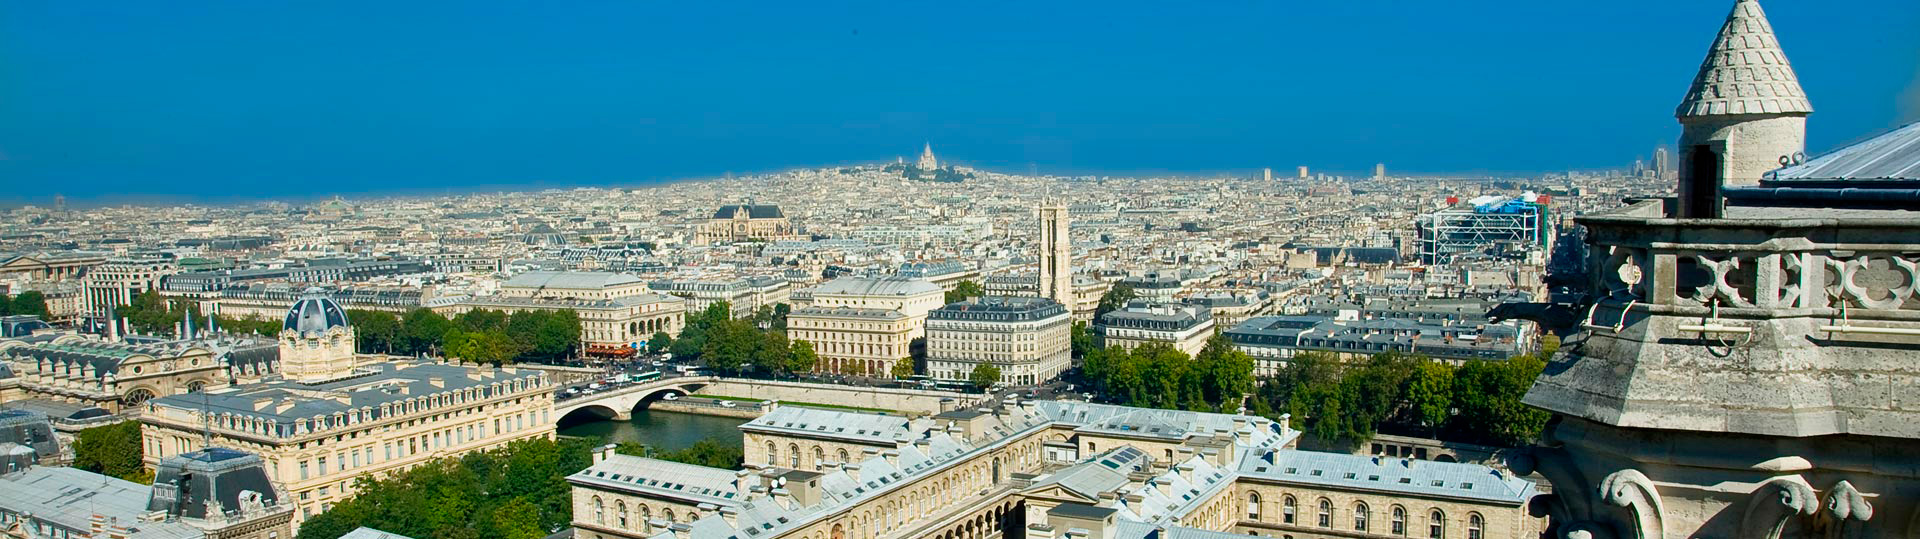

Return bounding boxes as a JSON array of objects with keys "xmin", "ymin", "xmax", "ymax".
[
  {"xmin": 788, "ymin": 306, "xmax": 907, "ymax": 320},
  {"xmin": 0, "ymin": 466, "xmax": 201, "ymax": 539},
  {"xmin": 808, "ymin": 276, "xmax": 939, "ymax": 297},
  {"xmin": 340, "ymin": 528, "xmax": 416, "ymax": 539},
  {"xmin": 1237, "ymin": 449, "xmax": 1537, "ymax": 505},
  {"xmin": 504, "ymin": 270, "xmax": 643, "ymax": 290},
  {"xmin": 741, "ymin": 406, "xmax": 914, "ymax": 445},
  {"xmin": 713, "ymin": 204, "xmax": 786, "ymax": 219},
  {"xmin": 148, "ymin": 361, "xmax": 544, "ymax": 427},
  {"xmin": 1026, "ymin": 447, "xmax": 1149, "ymax": 499},
  {"xmin": 568, "ymin": 454, "xmax": 747, "ymax": 506},
  {"xmin": 1773, "ymin": 121, "xmax": 1920, "ymax": 182}
]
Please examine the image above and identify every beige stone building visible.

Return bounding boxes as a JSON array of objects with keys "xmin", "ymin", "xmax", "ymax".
[
  {"xmin": 501, "ymin": 271, "xmax": 653, "ymax": 301},
  {"xmin": 786, "ymin": 307, "xmax": 914, "ymax": 377},
  {"xmin": 0, "ymin": 334, "xmax": 247, "ymax": 413},
  {"xmin": 0, "ymin": 447, "xmax": 295, "ymax": 539},
  {"xmin": 82, "ymin": 255, "xmax": 178, "ymax": 322},
  {"xmin": 139, "ymin": 296, "xmax": 557, "ymax": 530},
  {"xmin": 566, "ymin": 401, "xmax": 1540, "ymax": 539},
  {"xmin": 1096, "ymin": 301, "xmax": 1216, "ymax": 357},
  {"xmin": 925, "ymin": 296, "xmax": 1072, "ymax": 386},
  {"xmin": 695, "ymin": 204, "xmax": 805, "ymax": 245},
  {"xmin": 798, "ymin": 277, "xmax": 944, "ymax": 339},
  {"xmin": 444, "ymin": 294, "xmax": 686, "ymax": 350}
]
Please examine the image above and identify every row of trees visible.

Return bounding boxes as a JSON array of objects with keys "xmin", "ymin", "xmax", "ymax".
[
  {"xmin": 672, "ymin": 302, "xmax": 818, "ymax": 377},
  {"xmin": 1078, "ymin": 335, "xmax": 1257, "ymax": 413},
  {"xmin": 1256, "ymin": 351, "xmax": 1551, "ymax": 448},
  {"xmin": 73, "ymin": 421, "xmax": 151, "ymax": 484},
  {"xmin": 296, "ymin": 437, "xmax": 594, "ymax": 539},
  {"xmin": 0, "ymin": 291, "xmax": 49, "ymax": 318},
  {"xmin": 347, "ymin": 308, "xmax": 583, "ymax": 365},
  {"xmin": 298, "ymin": 435, "xmax": 747, "ymax": 539}
]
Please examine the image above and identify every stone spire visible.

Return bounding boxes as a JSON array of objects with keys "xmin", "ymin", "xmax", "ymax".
[{"xmin": 1675, "ymin": 0, "xmax": 1812, "ymax": 118}]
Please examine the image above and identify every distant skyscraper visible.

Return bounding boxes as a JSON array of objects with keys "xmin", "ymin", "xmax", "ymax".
[
  {"xmin": 1297, "ymin": 166, "xmax": 1309, "ymax": 179},
  {"xmin": 1374, "ymin": 163, "xmax": 1386, "ymax": 180},
  {"xmin": 1037, "ymin": 202, "xmax": 1072, "ymax": 308},
  {"xmin": 917, "ymin": 142, "xmax": 939, "ymax": 170},
  {"xmin": 1262, "ymin": 168, "xmax": 1272, "ymax": 182},
  {"xmin": 53, "ymin": 194, "xmax": 65, "ymax": 213},
  {"xmin": 1653, "ymin": 145, "xmax": 1674, "ymax": 179}
]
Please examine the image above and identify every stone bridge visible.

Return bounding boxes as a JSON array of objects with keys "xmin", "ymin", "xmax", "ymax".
[{"xmin": 553, "ymin": 376, "xmax": 984, "ymax": 424}]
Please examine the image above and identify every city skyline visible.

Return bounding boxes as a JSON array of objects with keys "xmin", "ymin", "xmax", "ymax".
[{"xmin": 3, "ymin": 0, "xmax": 1916, "ymax": 203}]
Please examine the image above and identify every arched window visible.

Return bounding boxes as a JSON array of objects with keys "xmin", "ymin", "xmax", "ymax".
[
  {"xmin": 766, "ymin": 442, "xmax": 778, "ymax": 466},
  {"xmin": 1354, "ymin": 502, "xmax": 1371, "ymax": 532},
  {"xmin": 663, "ymin": 508, "xmax": 676, "ymax": 523},
  {"xmin": 1429, "ymin": 509, "xmax": 1446, "ymax": 539},
  {"xmin": 812, "ymin": 446, "xmax": 825, "ymax": 468},
  {"xmin": 788, "ymin": 444, "xmax": 800, "ymax": 468},
  {"xmin": 1318, "ymin": 498, "xmax": 1332, "ymax": 527},
  {"xmin": 1392, "ymin": 506, "xmax": 1407, "ymax": 536},
  {"xmin": 1282, "ymin": 496, "xmax": 1296, "ymax": 524},
  {"xmin": 592, "ymin": 497, "xmax": 604, "ymax": 525},
  {"xmin": 640, "ymin": 506, "xmax": 652, "ymax": 533},
  {"xmin": 616, "ymin": 500, "xmax": 628, "ymax": 528},
  {"xmin": 1246, "ymin": 492, "xmax": 1262, "ymax": 520},
  {"xmin": 837, "ymin": 448, "xmax": 850, "ymax": 463},
  {"xmin": 1467, "ymin": 513, "xmax": 1483, "ymax": 539}
]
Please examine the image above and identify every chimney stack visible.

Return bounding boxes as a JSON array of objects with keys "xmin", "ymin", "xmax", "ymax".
[{"xmin": 593, "ymin": 443, "xmax": 616, "ymax": 464}]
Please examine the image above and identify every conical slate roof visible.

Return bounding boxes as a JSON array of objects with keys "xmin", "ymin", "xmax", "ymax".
[{"xmin": 1675, "ymin": 0, "xmax": 1812, "ymax": 118}]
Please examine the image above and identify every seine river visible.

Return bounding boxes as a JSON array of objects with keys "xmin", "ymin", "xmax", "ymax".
[{"xmin": 557, "ymin": 409, "xmax": 746, "ymax": 451}]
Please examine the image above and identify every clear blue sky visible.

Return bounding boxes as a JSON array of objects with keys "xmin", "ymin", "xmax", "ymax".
[{"xmin": 3, "ymin": 1, "xmax": 1916, "ymax": 203}]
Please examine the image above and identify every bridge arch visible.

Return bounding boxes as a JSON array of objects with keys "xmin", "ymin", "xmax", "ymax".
[{"xmin": 557, "ymin": 404, "xmax": 622, "ymax": 426}]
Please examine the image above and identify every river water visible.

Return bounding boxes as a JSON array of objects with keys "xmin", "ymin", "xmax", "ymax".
[{"xmin": 557, "ymin": 409, "xmax": 746, "ymax": 451}]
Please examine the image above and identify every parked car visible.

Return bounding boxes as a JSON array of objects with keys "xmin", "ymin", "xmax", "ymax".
[
  {"xmin": 663, "ymin": 393, "xmax": 679, "ymax": 401},
  {"xmin": 719, "ymin": 400, "xmax": 737, "ymax": 408}
]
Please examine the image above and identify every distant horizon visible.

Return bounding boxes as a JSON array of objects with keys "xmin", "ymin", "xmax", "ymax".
[
  {"xmin": 4, "ymin": 1, "xmax": 1916, "ymax": 205},
  {"xmin": 3, "ymin": 157, "xmax": 1618, "ymax": 210}
]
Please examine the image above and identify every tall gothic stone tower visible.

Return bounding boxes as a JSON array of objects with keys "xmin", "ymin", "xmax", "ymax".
[
  {"xmin": 1037, "ymin": 202, "xmax": 1072, "ymax": 308},
  {"xmin": 1512, "ymin": 1, "xmax": 1920, "ymax": 537},
  {"xmin": 1673, "ymin": 0, "xmax": 1812, "ymax": 217},
  {"xmin": 278, "ymin": 288, "xmax": 358, "ymax": 382}
]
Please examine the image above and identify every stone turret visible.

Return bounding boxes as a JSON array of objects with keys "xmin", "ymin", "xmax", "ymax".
[
  {"xmin": 278, "ymin": 288, "xmax": 358, "ymax": 382},
  {"xmin": 1673, "ymin": 0, "xmax": 1812, "ymax": 217}
]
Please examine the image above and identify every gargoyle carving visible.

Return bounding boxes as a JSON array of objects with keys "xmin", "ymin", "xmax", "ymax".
[
  {"xmin": 1742, "ymin": 478, "xmax": 1818, "ymax": 538},
  {"xmin": 1599, "ymin": 469, "xmax": 1666, "ymax": 539}
]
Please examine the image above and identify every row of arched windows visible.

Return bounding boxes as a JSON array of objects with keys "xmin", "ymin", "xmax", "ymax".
[
  {"xmin": 1248, "ymin": 492, "xmax": 1484, "ymax": 539},
  {"xmin": 590, "ymin": 496, "xmax": 685, "ymax": 533}
]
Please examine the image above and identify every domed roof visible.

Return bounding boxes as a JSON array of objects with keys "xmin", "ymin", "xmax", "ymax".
[{"xmin": 284, "ymin": 288, "xmax": 350, "ymax": 335}]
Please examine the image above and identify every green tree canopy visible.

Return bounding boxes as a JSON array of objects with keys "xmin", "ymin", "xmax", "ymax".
[
  {"xmin": 7, "ymin": 291, "xmax": 49, "ymax": 318},
  {"xmin": 346, "ymin": 310, "xmax": 400, "ymax": 354},
  {"xmin": 787, "ymin": 339, "xmax": 819, "ymax": 375},
  {"xmin": 73, "ymin": 421, "xmax": 150, "ymax": 484},
  {"xmin": 1094, "ymin": 284, "xmax": 1137, "ymax": 319},
  {"xmin": 647, "ymin": 332, "xmax": 673, "ymax": 355},
  {"xmin": 891, "ymin": 357, "xmax": 915, "ymax": 379},
  {"xmin": 944, "ymin": 280, "xmax": 985, "ymax": 304},
  {"xmin": 969, "ymin": 363, "xmax": 1003, "ymax": 389}
]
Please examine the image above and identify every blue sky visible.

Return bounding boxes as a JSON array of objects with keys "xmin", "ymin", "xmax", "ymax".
[{"xmin": 3, "ymin": 1, "xmax": 1916, "ymax": 203}]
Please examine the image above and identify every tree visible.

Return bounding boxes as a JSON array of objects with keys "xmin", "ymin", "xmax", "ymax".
[
  {"xmin": 216, "ymin": 314, "xmax": 284, "ymax": 336},
  {"xmin": 453, "ymin": 309, "xmax": 508, "ymax": 333},
  {"xmin": 1192, "ymin": 334, "xmax": 1257, "ymax": 412},
  {"xmin": 647, "ymin": 332, "xmax": 673, "ymax": 355},
  {"xmin": 1405, "ymin": 360, "xmax": 1455, "ymax": 433},
  {"xmin": 73, "ymin": 421, "xmax": 150, "ymax": 484},
  {"xmin": 944, "ymin": 280, "xmax": 985, "ymax": 304},
  {"xmin": 1449, "ymin": 356, "xmax": 1550, "ymax": 446},
  {"xmin": 615, "ymin": 437, "xmax": 744, "ymax": 469},
  {"xmin": 9, "ymin": 291, "xmax": 48, "ymax": 318},
  {"xmin": 787, "ymin": 339, "xmax": 819, "ymax": 375},
  {"xmin": 1540, "ymin": 333, "xmax": 1562, "ymax": 357},
  {"xmin": 531, "ymin": 309, "xmax": 582, "ymax": 361},
  {"xmin": 891, "ymin": 357, "xmax": 915, "ymax": 379},
  {"xmin": 400, "ymin": 308, "xmax": 452, "ymax": 356},
  {"xmin": 1094, "ymin": 284, "xmax": 1137, "ymax": 319},
  {"xmin": 968, "ymin": 364, "xmax": 1002, "ymax": 389},
  {"xmin": 749, "ymin": 330, "xmax": 791, "ymax": 375},
  {"xmin": 700, "ymin": 319, "xmax": 756, "ymax": 373},
  {"xmin": 1069, "ymin": 322, "xmax": 1094, "ymax": 358},
  {"xmin": 347, "ymin": 310, "xmax": 400, "ymax": 354},
  {"xmin": 295, "ymin": 437, "xmax": 595, "ymax": 539}
]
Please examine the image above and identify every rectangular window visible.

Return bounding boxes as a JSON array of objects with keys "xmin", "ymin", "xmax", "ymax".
[
  {"xmin": 317, "ymin": 457, "xmax": 328, "ymax": 475},
  {"xmin": 300, "ymin": 461, "xmax": 310, "ymax": 480}
]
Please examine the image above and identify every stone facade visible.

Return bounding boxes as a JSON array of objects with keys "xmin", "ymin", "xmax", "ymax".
[
  {"xmin": 787, "ymin": 307, "xmax": 915, "ymax": 377},
  {"xmin": 925, "ymin": 296, "xmax": 1072, "ymax": 386},
  {"xmin": 0, "ymin": 335, "xmax": 235, "ymax": 413}
]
